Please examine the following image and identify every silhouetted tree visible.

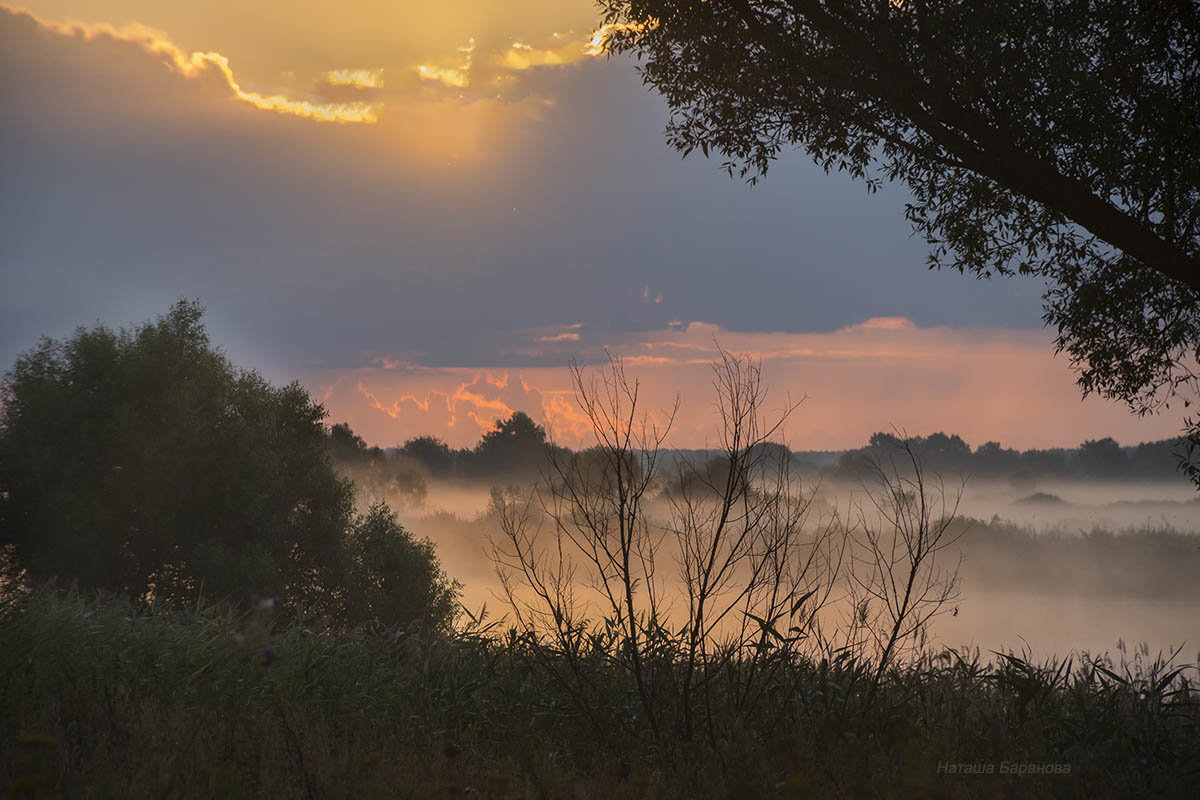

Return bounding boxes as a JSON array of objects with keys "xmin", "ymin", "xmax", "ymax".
[
  {"xmin": 597, "ymin": 0, "xmax": 1200, "ymax": 485},
  {"xmin": 840, "ymin": 431, "xmax": 970, "ymax": 477},
  {"xmin": 328, "ymin": 421, "xmax": 375, "ymax": 460},
  {"xmin": 470, "ymin": 411, "xmax": 553, "ymax": 478},
  {"xmin": 1075, "ymin": 437, "xmax": 1129, "ymax": 479},
  {"xmin": 398, "ymin": 434, "xmax": 456, "ymax": 477},
  {"xmin": 1018, "ymin": 448, "xmax": 1072, "ymax": 478},
  {"xmin": 973, "ymin": 441, "xmax": 1022, "ymax": 478},
  {"xmin": 919, "ymin": 433, "xmax": 972, "ymax": 473},
  {"xmin": 346, "ymin": 502, "xmax": 460, "ymax": 632},
  {"xmin": 0, "ymin": 302, "xmax": 455, "ymax": 628},
  {"xmin": 1128, "ymin": 438, "xmax": 1191, "ymax": 479}
]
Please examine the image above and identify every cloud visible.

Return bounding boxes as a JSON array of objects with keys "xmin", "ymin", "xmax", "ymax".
[
  {"xmin": 406, "ymin": 28, "xmax": 621, "ymax": 104},
  {"xmin": 10, "ymin": 8, "xmax": 380, "ymax": 122},
  {"xmin": 318, "ymin": 366, "xmax": 559, "ymax": 446},
  {"xmin": 307, "ymin": 320, "xmax": 1188, "ymax": 451},
  {"xmin": 14, "ymin": 0, "xmax": 603, "ymax": 91},
  {"xmin": 1, "ymin": 4, "xmax": 616, "ymax": 151},
  {"xmin": 321, "ymin": 68, "xmax": 385, "ymax": 89}
]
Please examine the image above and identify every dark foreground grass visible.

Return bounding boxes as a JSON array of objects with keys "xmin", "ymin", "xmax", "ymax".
[{"xmin": 2, "ymin": 589, "xmax": 1197, "ymax": 799}]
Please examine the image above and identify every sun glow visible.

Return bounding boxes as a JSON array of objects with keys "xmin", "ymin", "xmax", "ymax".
[
  {"xmin": 502, "ymin": 38, "xmax": 588, "ymax": 70},
  {"xmin": 7, "ymin": 4, "xmax": 652, "ymax": 164},
  {"xmin": 322, "ymin": 68, "xmax": 385, "ymax": 89},
  {"xmin": 26, "ymin": 12, "xmax": 380, "ymax": 123},
  {"xmin": 416, "ymin": 63, "xmax": 470, "ymax": 88},
  {"xmin": 585, "ymin": 21, "xmax": 652, "ymax": 55},
  {"xmin": 416, "ymin": 37, "xmax": 475, "ymax": 88}
]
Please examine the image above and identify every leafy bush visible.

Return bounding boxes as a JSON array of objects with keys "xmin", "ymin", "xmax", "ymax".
[
  {"xmin": 0, "ymin": 301, "xmax": 457, "ymax": 630},
  {"xmin": 348, "ymin": 502, "xmax": 460, "ymax": 632}
]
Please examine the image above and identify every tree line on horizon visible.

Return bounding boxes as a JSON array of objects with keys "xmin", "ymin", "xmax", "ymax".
[
  {"xmin": 829, "ymin": 431, "xmax": 1194, "ymax": 483},
  {"xmin": 332, "ymin": 417, "xmax": 1197, "ymax": 490},
  {"xmin": 324, "ymin": 411, "xmax": 565, "ymax": 501}
]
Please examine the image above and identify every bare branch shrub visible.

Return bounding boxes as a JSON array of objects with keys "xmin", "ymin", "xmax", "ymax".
[
  {"xmin": 844, "ymin": 437, "xmax": 966, "ymax": 717},
  {"xmin": 489, "ymin": 348, "xmax": 850, "ymax": 745}
]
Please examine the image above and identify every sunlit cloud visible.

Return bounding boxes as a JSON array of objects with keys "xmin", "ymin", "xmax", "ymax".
[
  {"xmin": 22, "ymin": 8, "xmax": 381, "ymax": 123},
  {"xmin": 502, "ymin": 37, "xmax": 589, "ymax": 70},
  {"xmin": 416, "ymin": 37, "xmax": 475, "ymax": 88},
  {"xmin": 2, "ymin": 5, "xmax": 569, "ymax": 166},
  {"xmin": 585, "ymin": 21, "xmax": 653, "ymax": 56},
  {"xmin": 6, "ymin": 3, "xmax": 641, "ymax": 166},
  {"xmin": 322, "ymin": 68, "xmax": 385, "ymax": 89},
  {"xmin": 332, "ymin": 368, "xmax": 564, "ymax": 445},
  {"xmin": 416, "ymin": 63, "xmax": 469, "ymax": 88},
  {"xmin": 307, "ymin": 319, "xmax": 1188, "ymax": 452},
  {"xmin": 412, "ymin": 26, "xmax": 626, "ymax": 96}
]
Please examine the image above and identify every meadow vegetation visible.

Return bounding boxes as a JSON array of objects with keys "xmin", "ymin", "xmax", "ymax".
[{"xmin": 2, "ymin": 587, "xmax": 1197, "ymax": 798}]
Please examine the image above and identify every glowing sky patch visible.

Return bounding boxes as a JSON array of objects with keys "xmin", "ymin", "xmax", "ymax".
[
  {"xmin": 308, "ymin": 320, "xmax": 1186, "ymax": 451},
  {"xmin": 502, "ymin": 37, "xmax": 588, "ymax": 70},
  {"xmin": 22, "ymin": 10, "xmax": 380, "ymax": 123},
  {"xmin": 586, "ymin": 21, "xmax": 653, "ymax": 55},
  {"xmin": 322, "ymin": 68, "xmax": 385, "ymax": 89},
  {"xmin": 9, "ymin": 3, "xmax": 613, "ymax": 129}
]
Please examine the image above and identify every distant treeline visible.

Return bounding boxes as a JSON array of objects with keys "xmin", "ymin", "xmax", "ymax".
[
  {"xmin": 326, "ymin": 411, "xmax": 565, "ymax": 498},
  {"xmin": 330, "ymin": 415, "xmax": 1195, "ymax": 490},
  {"xmin": 825, "ymin": 431, "xmax": 1192, "ymax": 482}
]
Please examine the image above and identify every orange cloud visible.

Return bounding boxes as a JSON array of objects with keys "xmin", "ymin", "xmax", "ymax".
[{"xmin": 305, "ymin": 320, "xmax": 1188, "ymax": 452}]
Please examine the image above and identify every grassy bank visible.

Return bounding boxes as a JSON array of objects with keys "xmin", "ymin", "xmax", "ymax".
[{"xmin": 2, "ymin": 589, "xmax": 1197, "ymax": 799}]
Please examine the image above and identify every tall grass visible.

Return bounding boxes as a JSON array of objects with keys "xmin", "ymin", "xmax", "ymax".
[{"xmin": 3, "ymin": 587, "xmax": 1197, "ymax": 798}]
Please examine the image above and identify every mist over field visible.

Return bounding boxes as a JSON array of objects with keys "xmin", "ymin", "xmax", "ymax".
[{"xmin": 356, "ymin": 463, "xmax": 1200, "ymax": 663}]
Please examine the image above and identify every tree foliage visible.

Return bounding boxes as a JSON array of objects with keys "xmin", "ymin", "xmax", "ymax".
[
  {"xmin": 347, "ymin": 502, "xmax": 461, "ymax": 632},
  {"xmin": 467, "ymin": 411, "xmax": 560, "ymax": 478},
  {"xmin": 397, "ymin": 434, "xmax": 456, "ymax": 478},
  {"xmin": 0, "ymin": 301, "xmax": 458, "ymax": 630},
  {"xmin": 597, "ymin": 0, "xmax": 1200, "ymax": 484}
]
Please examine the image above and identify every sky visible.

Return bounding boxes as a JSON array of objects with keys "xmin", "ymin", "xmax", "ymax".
[{"xmin": 0, "ymin": 1, "xmax": 1187, "ymax": 451}]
